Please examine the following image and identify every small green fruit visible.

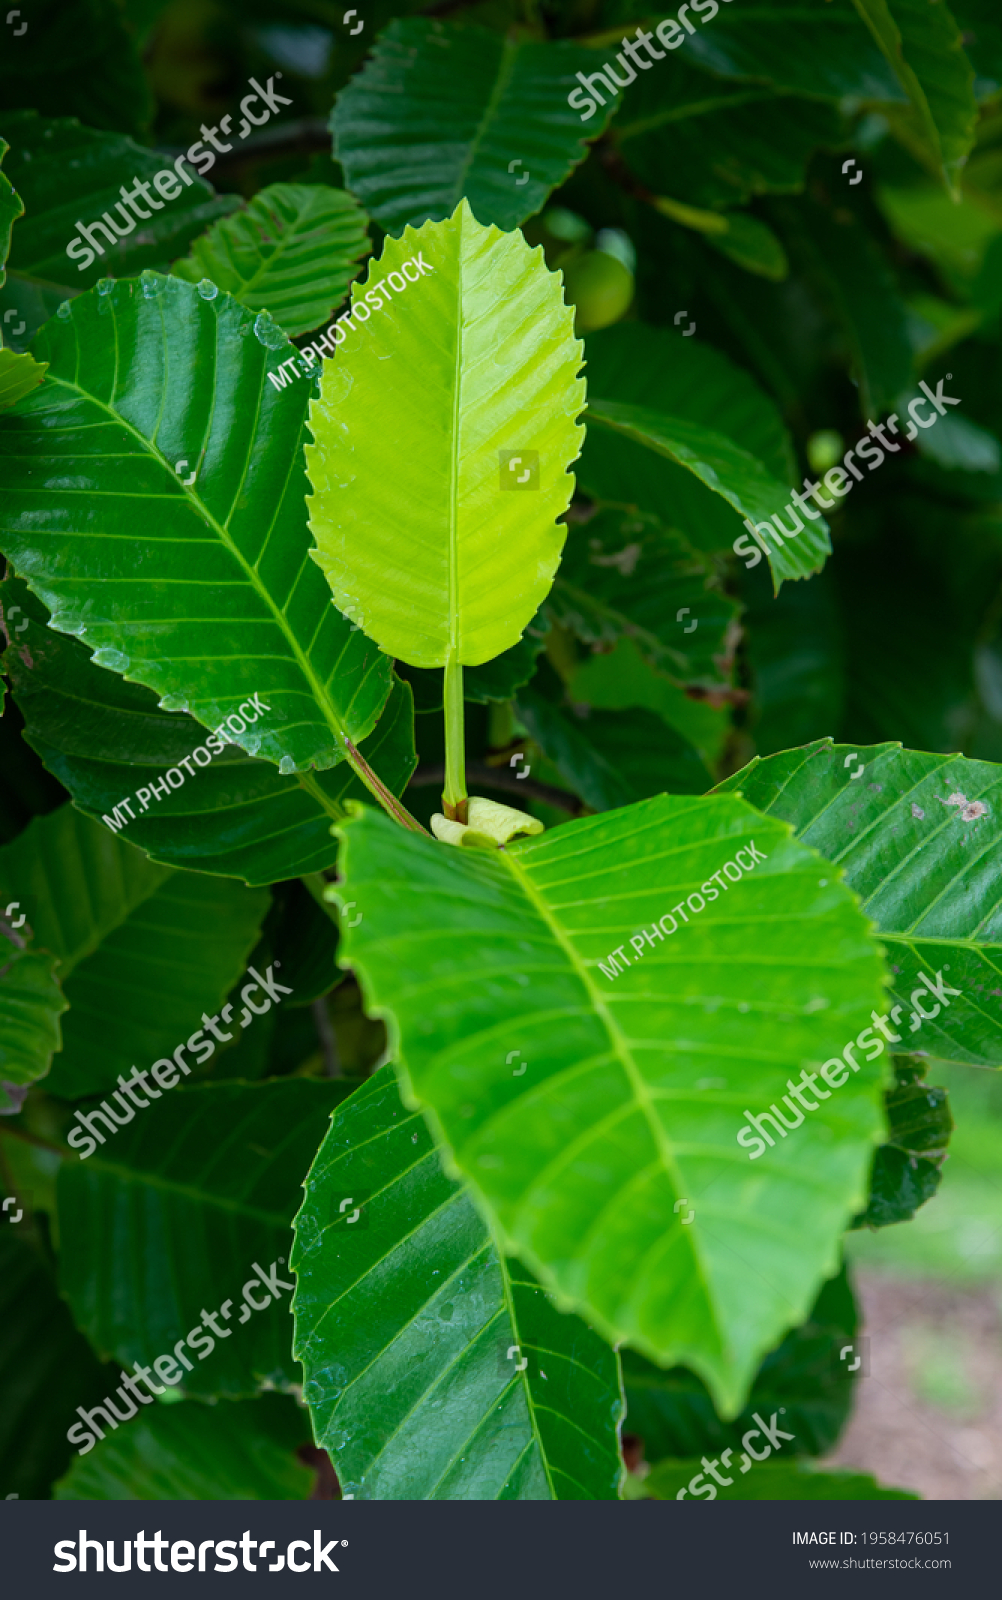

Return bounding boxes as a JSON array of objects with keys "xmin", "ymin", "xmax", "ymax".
[{"xmin": 562, "ymin": 250, "xmax": 634, "ymax": 334}]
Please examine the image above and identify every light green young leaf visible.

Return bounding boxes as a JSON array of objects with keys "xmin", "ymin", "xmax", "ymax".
[
  {"xmin": 58, "ymin": 1081, "xmax": 352, "ymax": 1399},
  {"xmin": 852, "ymin": 0, "xmax": 978, "ymax": 193},
  {"xmin": 331, "ymin": 19, "xmax": 618, "ymax": 234},
  {"xmin": 172, "ymin": 183, "xmax": 370, "ymax": 338},
  {"xmin": 55, "ymin": 1395, "xmax": 313, "ymax": 1500},
  {"xmin": 306, "ymin": 200, "xmax": 586, "ymax": 669},
  {"xmin": 586, "ymin": 399, "xmax": 830, "ymax": 590},
  {"xmin": 331, "ymin": 798, "xmax": 888, "ymax": 1414},
  {"xmin": 0, "ymin": 274, "xmax": 395, "ymax": 779},
  {"xmin": 292, "ymin": 1066, "xmax": 625, "ymax": 1500},
  {"xmin": 715, "ymin": 739, "xmax": 1002, "ymax": 1069}
]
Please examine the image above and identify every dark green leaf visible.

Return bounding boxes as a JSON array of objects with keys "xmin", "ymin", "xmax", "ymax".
[
  {"xmin": 549, "ymin": 509, "xmax": 739, "ymax": 687},
  {"xmin": 48, "ymin": 869, "xmax": 270, "ymax": 1101},
  {"xmin": 292, "ymin": 1066, "xmax": 624, "ymax": 1500},
  {"xmin": 4, "ymin": 576, "xmax": 416, "ymax": 885},
  {"xmin": 54, "ymin": 1394, "xmax": 314, "ymax": 1500},
  {"xmin": 852, "ymin": 0, "xmax": 978, "ymax": 193},
  {"xmin": 586, "ymin": 396, "xmax": 830, "ymax": 587},
  {"xmin": 0, "ymin": 0, "xmax": 153, "ymax": 139},
  {"xmin": 58, "ymin": 1080, "xmax": 352, "ymax": 1397},
  {"xmin": 332, "ymin": 20, "xmax": 617, "ymax": 233},
  {"xmin": 716, "ymin": 740, "xmax": 1002, "ymax": 1067},
  {"xmin": 517, "ymin": 686, "xmax": 711, "ymax": 807},
  {"xmin": 2, "ymin": 112, "xmax": 238, "ymax": 293}
]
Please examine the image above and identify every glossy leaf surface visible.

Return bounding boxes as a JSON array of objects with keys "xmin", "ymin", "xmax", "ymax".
[
  {"xmin": 716, "ymin": 740, "xmax": 1002, "ymax": 1068},
  {"xmin": 293, "ymin": 1066, "xmax": 624, "ymax": 1499},
  {"xmin": 332, "ymin": 20, "xmax": 616, "ymax": 232},
  {"xmin": 0, "ymin": 274, "xmax": 394, "ymax": 775},
  {"xmin": 332, "ymin": 798, "xmax": 888, "ymax": 1412},
  {"xmin": 306, "ymin": 202, "xmax": 585, "ymax": 668}
]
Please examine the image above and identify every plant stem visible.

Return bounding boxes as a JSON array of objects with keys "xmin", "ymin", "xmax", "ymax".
[
  {"xmin": 340, "ymin": 735, "xmax": 430, "ymax": 836},
  {"xmin": 442, "ymin": 655, "xmax": 468, "ymax": 823}
]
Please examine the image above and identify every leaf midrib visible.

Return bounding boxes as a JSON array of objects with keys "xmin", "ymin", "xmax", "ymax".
[{"xmin": 500, "ymin": 846, "xmax": 712, "ymax": 1313}]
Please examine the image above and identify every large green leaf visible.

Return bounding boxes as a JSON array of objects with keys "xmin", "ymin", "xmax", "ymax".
[
  {"xmin": 331, "ymin": 797, "xmax": 888, "ymax": 1413},
  {"xmin": 643, "ymin": 1457, "xmax": 916, "ymax": 1499},
  {"xmin": 0, "ymin": 1231, "xmax": 116, "ymax": 1499},
  {"xmin": 852, "ymin": 0, "xmax": 978, "ymax": 193},
  {"xmin": 173, "ymin": 183, "xmax": 370, "ymax": 339},
  {"xmin": 1, "ymin": 111, "xmax": 238, "ymax": 294},
  {"xmin": 715, "ymin": 740, "xmax": 1002, "ymax": 1067},
  {"xmin": 622, "ymin": 1266, "xmax": 858, "ymax": 1463},
  {"xmin": 586, "ymin": 399, "xmax": 830, "ymax": 589},
  {"xmin": 306, "ymin": 201, "xmax": 585, "ymax": 669},
  {"xmin": 3, "ymin": 576, "xmax": 416, "ymax": 886},
  {"xmin": 55, "ymin": 1394, "xmax": 313, "ymax": 1500},
  {"xmin": 58, "ymin": 1080, "xmax": 351, "ymax": 1398},
  {"xmin": 549, "ymin": 510, "xmax": 739, "ymax": 689},
  {"xmin": 331, "ymin": 19, "xmax": 618, "ymax": 234},
  {"xmin": 292, "ymin": 1066, "xmax": 625, "ymax": 1500},
  {"xmin": 0, "ymin": 274, "xmax": 397, "ymax": 783}
]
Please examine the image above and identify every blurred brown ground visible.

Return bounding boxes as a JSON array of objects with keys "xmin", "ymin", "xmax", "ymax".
[{"xmin": 821, "ymin": 1270, "xmax": 1002, "ymax": 1499}]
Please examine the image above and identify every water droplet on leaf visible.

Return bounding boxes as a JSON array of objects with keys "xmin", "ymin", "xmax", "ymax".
[{"xmin": 197, "ymin": 278, "xmax": 219, "ymax": 300}]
